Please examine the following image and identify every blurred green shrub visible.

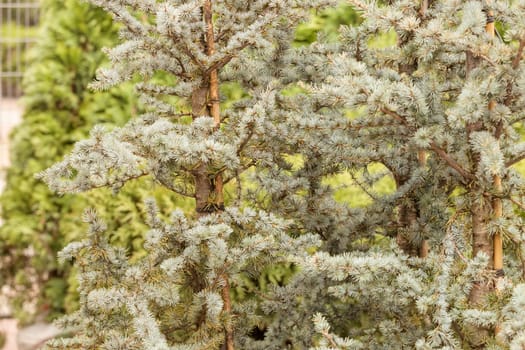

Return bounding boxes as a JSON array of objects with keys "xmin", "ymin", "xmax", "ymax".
[
  {"xmin": 0, "ymin": 0, "xmax": 187, "ymax": 324},
  {"xmin": 295, "ymin": 3, "xmax": 360, "ymax": 45}
]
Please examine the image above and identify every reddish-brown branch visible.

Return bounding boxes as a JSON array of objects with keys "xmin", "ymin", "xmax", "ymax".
[
  {"xmin": 204, "ymin": 0, "xmax": 224, "ymax": 208},
  {"xmin": 220, "ymin": 273, "xmax": 234, "ymax": 350},
  {"xmin": 380, "ymin": 107, "xmax": 409, "ymax": 126},
  {"xmin": 506, "ymin": 154, "xmax": 525, "ymax": 167},
  {"xmin": 206, "ymin": 42, "xmax": 251, "ymax": 73},
  {"xmin": 420, "ymin": 0, "xmax": 429, "ymax": 16},
  {"xmin": 510, "ymin": 196, "xmax": 525, "ymax": 211},
  {"xmin": 379, "ymin": 106, "xmax": 473, "ymax": 181},
  {"xmin": 204, "ymin": 2, "xmax": 230, "ymax": 349},
  {"xmin": 512, "ymin": 38, "xmax": 525, "ymax": 70},
  {"xmin": 429, "ymin": 142, "xmax": 474, "ymax": 181}
]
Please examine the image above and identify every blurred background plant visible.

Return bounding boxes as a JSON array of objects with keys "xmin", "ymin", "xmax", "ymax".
[{"xmin": 0, "ymin": 0, "xmax": 190, "ymax": 324}]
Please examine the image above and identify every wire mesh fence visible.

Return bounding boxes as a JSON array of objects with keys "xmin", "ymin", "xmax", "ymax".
[
  {"xmin": 0, "ymin": 1, "xmax": 39, "ymax": 182},
  {"xmin": 1, "ymin": 0, "xmax": 40, "ymax": 98}
]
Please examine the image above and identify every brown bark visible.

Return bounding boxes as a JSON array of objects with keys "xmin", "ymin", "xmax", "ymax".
[
  {"xmin": 467, "ymin": 198, "xmax": 493, "ymax": 347},
  {"xmin": 394, "ymin": 169, "xmax": 420, "ymax": 256},
  {"xmin": 465, "ymin": 51, "xmax": 480, "ymax": 78},
  {"xmin": 484, "ymin": 11, "xmax": 503, "ymax": 282},
  {"xmin": 417, "ymin": 150, "xmax": 429, "ymax": 258},
  {"xmin": 462, "ymin": 8, "xmax": 500, "ymax": 347},
  {"xmin": 221, "ymin": 274, "xmax": 234, "ymax": 350},
  {"xmin": 201, "ymin": 2, "xmax": 231, "ymax": 349},
  {"xmin": 191, "ymin": 86, "xmax": 215, "ymax": 216},
  {"xmin": 419, "ymin": 240, "xmax": 429, "ymax": 258},
  {"xmin": 419, "ymin": 0, "xmax": 429, "ymax": 16},
  {"xmin": 396, "ymin": 1, "xmax": 431, "ymax": 258},
  {"xmin": 466, "ymin": 104, "xmax": 494, "ymax": 340},
  {"xmin": 396, "ymin": 201, "xmax": 419, "ymax": 256},
  {"xmin": 471, "ymin": 200, "xmax": 493, "ymax": 269}
]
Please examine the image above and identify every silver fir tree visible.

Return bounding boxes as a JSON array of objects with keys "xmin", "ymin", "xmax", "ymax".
[
  {"xmin": 37, "ymin": 0, "xmax": 340, "ymax": 349},
  {"xmin": 291, "ymin": 0, "xmax": 525, "ymax": 348},
  {"xmin": 37, "ymin": 0, "xmax": 525, "ymax": 349}
]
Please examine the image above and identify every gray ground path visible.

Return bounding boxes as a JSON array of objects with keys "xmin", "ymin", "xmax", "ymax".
[{"xmin": 0, "ymin": 99, "xmax": 60, "ymax": 350}]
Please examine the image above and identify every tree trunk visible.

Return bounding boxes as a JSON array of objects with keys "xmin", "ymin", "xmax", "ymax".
[
  {"xmin": 469, "ymin": 198, "xmax": 493, "ymax": 303},
  {"xmin": 396, "ymin": 200, "xmax": 419, "ymax": 256},
  {"xmin": 395, "ymin": 1, "xmax": 430, "ymax": 258},
  {"xmin": 465, "ymin": 5, "xmax": 498, "ymax": 307},
  {"xmin": 467, "ymin": 196, "xmax": 493, "ymax": 348},
  {"xmin": 192, "ymin": 2, "xmax": 231, "ymax": 349},
  {"xmin": 191, "ymin": 86, "xmax": 216, "ymax": 217}
]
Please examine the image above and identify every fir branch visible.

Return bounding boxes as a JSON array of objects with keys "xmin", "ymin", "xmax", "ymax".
[
  {"xmin": 509, "ymin": 196, "xmax": 525, "ymax": 211},
  {"xmin": 379, "ymin": 107, "xmax": 474, "ymax": 181},
  {"xmin": 429, "ymin": 142, "xmax": 474, "ymax": 181},
  {"xmin": 166, "ymin": 31, "xmax": 206, "ymax": 71},
  {"xmin": 236, "ymin": 127, "xmax": 255, "ymax": 157},
  {"xmin": 501, "ymin": 38, "xmax": 525, "ymax": 136},
  {"xmin": 223, "ymin": 160, "xmax": 256, "ymax": 185},
  {"xmin": 380, "ymin": 107, "xmax": 410, "ymax": 126},
  {"xmin": 321, "ymin": 330, "xmax": 340, "ymax": 349},
  {"xmin": 349, "ymin": 171, "xmax": 379, "ymax": 201},
  {"xmin": 206, "ymin": 42, "xmax": 251, "ymax": 74},
  {"xmin": 512, "ymin": 38, "xmax": 525, "ymax": 70},
  {"xmin": 154, "ymin": 176, "xmax": 195, "ymax": 198},
  {"xmin": 505, "ymin": 154, "xmax": 525, "ymax": 168}
]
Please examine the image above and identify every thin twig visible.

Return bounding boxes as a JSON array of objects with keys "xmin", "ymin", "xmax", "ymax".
[
  {"xmin": 509, "ymin": 196, "xmax": 525, "ymax": 211},
  {"xmin": 429, "ymin": 141, "xmax": 474, "ymax": 181},
  {"xmin": 378, "ymin": 106, "xmax": 473, "ymax": 180},
  {"xmin": 349, "ymin": 171, "xmax": 379, "ymax": 201},
  {"xmin": 321, "ymin": 330, "xmax": 340, "ymax": 349},
  {"xmin": 506, "ymin": 153, "xmax": 525, "ymax": 168},
  {"xmin": 512, "ymin": 38, "xmax": 525, "ymax": 70}
]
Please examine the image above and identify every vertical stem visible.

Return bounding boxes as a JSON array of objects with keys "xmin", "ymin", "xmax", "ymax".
[
  {"xmin": 419, "ymin": 240, "xmax": 429, "ymax": 258},
  {"xmin": 464, "ymin": 8, "xmax": 503, "ymax": 346},
  {"xmin": 465, "ymin": 11, "xmax": 497, "ymax": 346},
  {"xmin": 417, "ymin": 150, "xmax": 429, "ymax": 258},
  {"xmin": 203, "ymin": 2, "xmax": 231, "ymax": 349},
  {"xmin": 417, "ymin": 1, "xmax": 429, "ymax": 258},
  {"xmin": 396, "ymin": 198, "xmax": 418, "ymax": 256},
  {"xmin": 417, "ymin": 0, "xmax": 430, "ymax": 258},
  {"xmin": 469, "ymin": 198, "xmax": 493, "ymax": 308},
  {"xmin": 485, "ymin": 10, "xmax": 504, "ymax": 281},
  {"xmin": 493, "ymin": 175, "xmax": 503, "ymax": 273},
  {"xmin": 221, "ymin": 274, "xmax": 234, "ymax": 350},
  {"xmin": 487, "ymin": 13, "xmax": 503, "ymax": 339},
  {"xmin": 420, "ymin": 0, "xmax": 429, "ymax": 16},
  {"xmin": 204, "ymin": 0, "xmax": 224, "ymax": 209},
  {"xmin": 192, "ymin": 86, "xmax": 214, "ymax": 217}
]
